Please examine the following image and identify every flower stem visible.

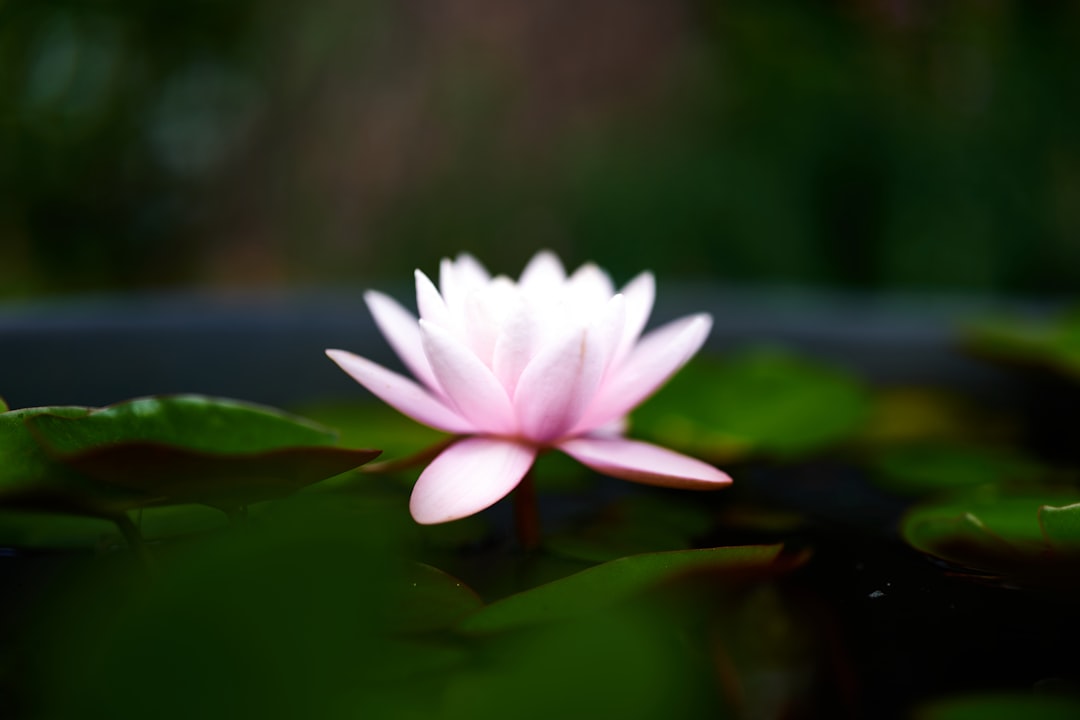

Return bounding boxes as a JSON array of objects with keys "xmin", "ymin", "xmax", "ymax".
[{"xmin": 513, "ymin": 469, "xmax": 541, "ymax": 551}]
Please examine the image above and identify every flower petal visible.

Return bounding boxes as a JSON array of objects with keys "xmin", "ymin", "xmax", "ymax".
[
  {"xmin": 518, "ymin": 250, "xmax": 566, "ymax": 294},
  {"xmin": 566, "ymin": 262, "xmax": 615, "ymax": 310},
  {"xmin": 513, "ymin": 295, "xmax": 624, "ymax": 442},
  {"xmin": 439, "ymin": 254, "xmax": 490, "ymax": 315},
  {"xmin": 419, "ymin": 319, "xmax": 517, "ymax": 434},
  {"xmin": 363, "ymin": 290, "xmax": 439, "ymax": 391},
  {"xmin": 325, "ymin": 349, "xmax": 472, "ymax": 433},
  {"xmin": 558, "ymin": 436, "xmax": 731, "ymax": 489},
  {"xmin": 410, "ymin": 437, "xmax": 538, "ymax": 524},
  {"xmin": 415, "ymin": 269, "xmax": 453, "ymax": 330},
  {"xmin": 616, "ymin": 271, "xmax": 655, "ymax": 362},
  {"xmin": 578, "ymin": 313, "xmax": 712, "ymax": 431}
]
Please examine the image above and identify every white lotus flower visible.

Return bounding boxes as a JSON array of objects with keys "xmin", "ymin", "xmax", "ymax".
[{"xmin": 327, "ymin": 251, "xmax": 731, "ymax": 524}]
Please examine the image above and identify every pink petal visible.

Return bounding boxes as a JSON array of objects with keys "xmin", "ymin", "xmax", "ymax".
[
  {"xmin": 419, "ymin": 319, "xmax": 517, "ymax": 434},
  {"xmin": 558, "ymin": 436, "xmax": 731, "ymax": 489},
  {"xmin": 410, "ymin": 437, "xmax": 538, "ymax": 524},
  {"xmin": 577, "ymin": 313, "xmax": 711, "ymax": 431},
  {"xmin": 513, "ymin": 295, "xmax": 625, "ymax": 442},
  {"xmin": 325, "ymin": 349, "xmax": 472, "ymax": 433},
  {"xmin": 363, "ymin": 290, "xmax": 439, "ymax": 391}
]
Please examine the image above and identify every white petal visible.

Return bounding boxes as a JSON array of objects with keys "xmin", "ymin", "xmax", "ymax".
[
  {"xmin": 410, "ymin": 437, "xmax": 538, "ymax": 524},
  {"xmin": 518, "ymin": 250, "xmax": 566, "ymax": 294},
  {"xmin": 558, "ymin": 436, "xmax": 731, "ymax": 489},
  {"xmin": 566, "ymin": 262, "xmax": 615, "ymax": 309},
  {"xmin": 415, "ymin": 269, "xmax": 453, "ymax": 329},
  {"xmin": 512, "ymin": 295, "xmax": 624, "ymax": 442},
  {"xmin": 363, "ymin": 290, "xmax": 439, "ymax": 391},
  {"xmin": 439, "ymin": 254, "xmax": 490, "ymax": 313},
  {"xmin": 491, "ymin": 294, "xmax": 536, "ymax": 394},
  {"xmin": 420, "ymin": 319, "xmax": 517, "ymax": 434},
  {"xmin": 577, "ymin": 313, "xmax": 712, "ymax": 431},
  {"xmin": 616, "ymin": 271, "xmax": 655, "ymax": 362},
  {"xmin": 325, "ymin": 349, "xmax": 472, "ymax": 433}
]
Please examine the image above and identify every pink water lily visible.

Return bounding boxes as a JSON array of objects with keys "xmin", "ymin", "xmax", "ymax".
[{"xmin": 327, "ymin": 251, "xmax": 731, "ymax": 524}]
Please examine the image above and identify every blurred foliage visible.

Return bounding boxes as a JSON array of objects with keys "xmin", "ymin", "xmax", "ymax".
[{"xmin": 1, "ymin": 1, "xmax": 1078, "ymax": 296}]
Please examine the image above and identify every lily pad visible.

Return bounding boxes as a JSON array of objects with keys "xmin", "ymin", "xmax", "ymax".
[
  {"xmin": 633, "ymin": 349, "xmax": 871, "ymax": 461},
  {"xmin": 26, "ymin": 395, "xmax": 381, "ymax": 512},
  {"xmin": 396, "ymin": 563, "xmax": 484, "ymax": 633},
  {"xmin": 0, "ymin": 405, "xmax": 147, "ymax": 515},
  {"xmin": 459, "ymin": 544, "xmax": 792, "ymax": 633},
  {"xmin": 965, "ymin": 309, "xmax": 1080, "ymax": 378},
  {"xmin": 914, "ymin": 693, "xmax": 1080, "ymax": 720},
  {"xmin": 871, "ymin": 443, "xmax": 1040, "ymax": 498},
  {"xmin": 902, "ymin": 492, "xmax": 1080, "ymax": 588},
  {"xmin": 0, "ymin": 396, "xmax": 7, "ymax": 412},
  {"xmin": 545, "ymin": 493, "xmax": 716, "ymax": 563}
]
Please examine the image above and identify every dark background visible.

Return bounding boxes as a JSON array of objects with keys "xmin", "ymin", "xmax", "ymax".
[{"xmin": 1, "ymin": 0, "xmax": 1077, "ymax": 299}]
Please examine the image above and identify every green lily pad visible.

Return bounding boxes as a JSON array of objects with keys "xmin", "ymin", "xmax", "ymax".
[
  {"xmin": 545, "ymin": 493, "xmax": 716, "ymax": 563},
  {"xmin": 0, "ymin": 405, "xmax": 148, "ymax": 515},
  {"xmin": 292, "ymin": 401, "xmax": 445, "ymax": 468},
  {"xmin": 633, "ymin": 349, "xmax": 871, "ymax": 461},
  {"xmin": 396, "ymin": 563, "xmax": 484, "ymax": 633},
  {"xmin": 965, "ymin": 309, "xmax": 1080, "ymax": 378},
  {"xmin": 0, "ymin": 510, "xmax": 120, "ymax": 549},
  {"xmin": 1038, "ymin": 502, "xmax": 1080, "ymax": 553},
  {"xmin": 0, "ymin": 396, "xmax": 7, "ymax": 412},
  {"xmin": 871, "ymin": 443, "xmax": 1041, "ymax": 497},
  {"xmin": 26, "ymin": 395, "xmax": 381, "ymax": 512},
  {"xmin": 902, "ymin": 492, "xmax": 1080, "ymax": 588},
  {"xmin": 459, "ymin": 544, "xmax": 791, "ymax": 633},
  {"xmin": 914, "ymin": 693, "xmax": 1080, "ymax": 720}
]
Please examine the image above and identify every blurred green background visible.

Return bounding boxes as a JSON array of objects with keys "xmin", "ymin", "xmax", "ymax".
[{"xmin": 1, "ymin": 0, "xmax": 1077, "ymax": 298}]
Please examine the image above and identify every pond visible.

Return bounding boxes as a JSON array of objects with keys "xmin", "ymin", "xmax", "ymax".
[{"xmin": 1, "ymin": 284, "xmax": 1078, "ymax": 720}]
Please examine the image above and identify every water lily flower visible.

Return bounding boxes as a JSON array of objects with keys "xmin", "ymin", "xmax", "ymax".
[{"xmin": 327, "ymin": 251, "xmax": 731, "ymax": 524}]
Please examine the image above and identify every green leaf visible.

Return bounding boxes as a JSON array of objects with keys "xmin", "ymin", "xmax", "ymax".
[
  {"xmin": 459, "ymin": 544, "xmax": 788, "ymax": 633},
  {"xmin": 0, "ymin": 396, "xmax": 7, "ymax": 412},
  {"xmin": 1038, "ymin": 502, "xmax": 1080, "ymax": 552},
  {"xmin": 396, "ymin": 563, "xmax": 484, "ymax": 633},
  {"xmin": 915, "ymin": 693, "xmax": 1080, "ymax": 720},
  {"xmin": 545, "ymin": 493, "xmax": 715, "ymax": 563},
  {"xmin": 0, "ymin": 405, "xmax": 146, "ymax": 515},
  {"xmin": 31, "ymin": 395, "xmax": 338, "ymax": 455},
  {"xmin": 633, "ymin": 349, "xmax": 870, "ymax": 460},
  {"xmin": 871, "ymin": 443, "xmax": 1040, "ymax": 497},
  {"xmin": 902, "ymin": 492, "xmax": 1080, "ymax": 589},
  {"xmin": 292, "ymin": 401, "xmax": 445, "ymax": 466},
  {"xmin": 26, "ymin": 395, "xmax": 382, "ymax": 511},
  {"xmin": 965, "ymin": 309, "xmax": 1080, "ymax": 379},
  {"xmin": 0, "ymin": 510, "xmax": 119, "ymax": 549}
]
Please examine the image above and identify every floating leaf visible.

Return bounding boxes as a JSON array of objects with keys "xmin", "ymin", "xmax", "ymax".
[
  {"xmin": 545, "ymin": 493, "xmax": 715, "ymax": 563},
  {"xmin": 965, "ymin": 309, "xmax": 1080, "ymax": 378},
  {"xmin": 1038, "ymin": 502, "xmax": 1080, "ymax": 553},
  {"xmin": 0, "ymin": 405, "xmax": 146, "ymax": 515},
  {"xmin": 460, "ymin": 544, "xmax": 791, "ymax": 633},
  {"xmin": 0, "ymin": 510, "xmax": 119, "ymax": 550},
  {"xmin": 914, "ymin": 693, "xmax": 1080, "ymax": 720},
  {"xmin": 27, "ymin": 396, "xmax": 381, "ymax": 511},
  {"xmin": 871, "ymin": 444, "xmax": 1040, "ymax": 497},
  {"xmin": 902, "ymin": 492, "xmax": 1080, "ymax": 589},
  {"xmin": 396, "ymin": 563, "xmax": 484, "ymax": 633},
  {"xmin": 292, "ymin": 401, "xmax": 445, "ymax": 467},
  {"xmin": 0, "ymin": 396, "xmax": 7, "ymax": 412},
  {"xmin": 633, "ymin": 350, "xmax": 870, "ymax": 461}
]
